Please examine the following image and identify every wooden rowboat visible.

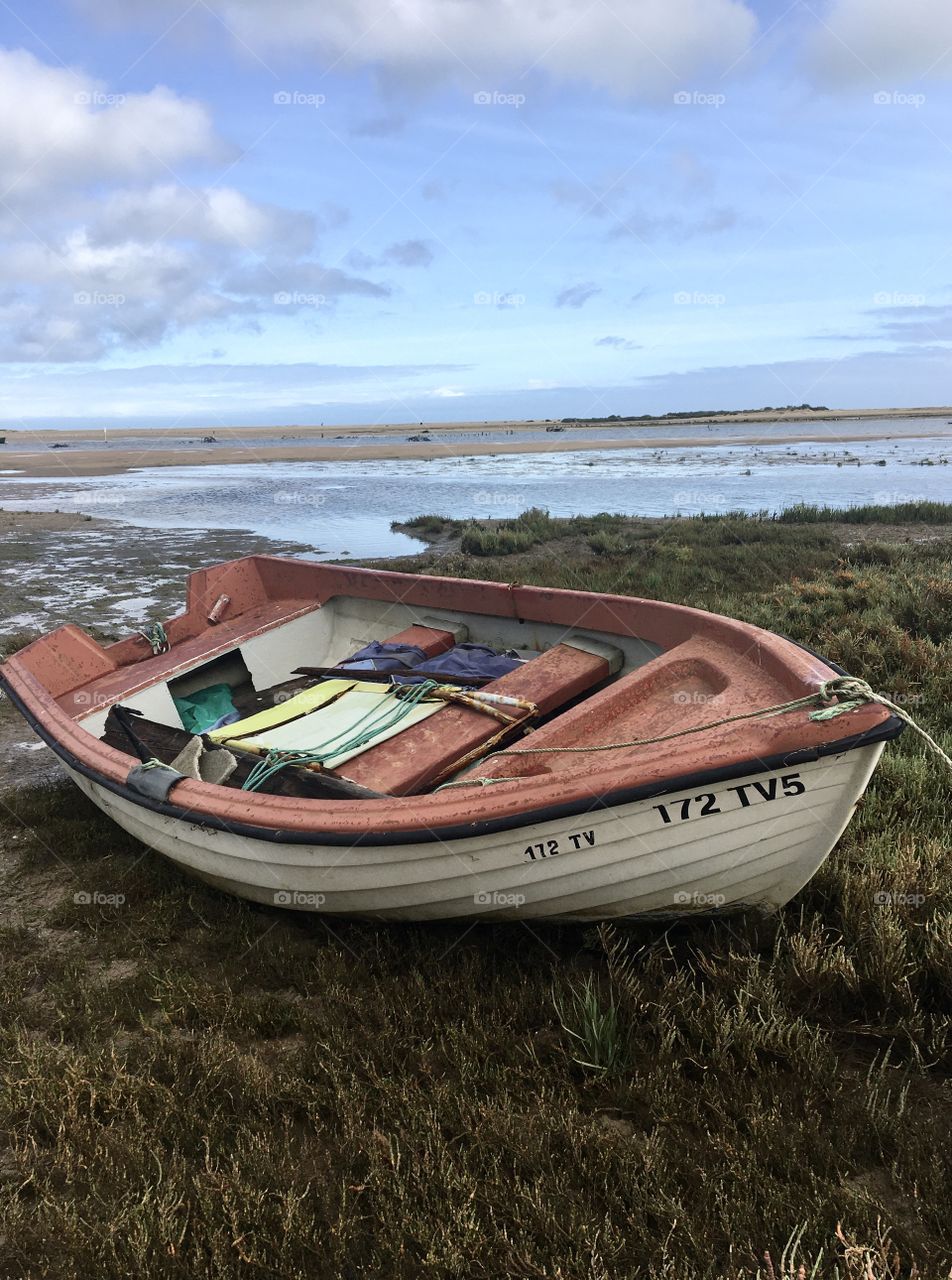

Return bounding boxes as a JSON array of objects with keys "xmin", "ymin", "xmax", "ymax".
[{"xmin": 0, "ymin": 556, "xmax": 902, "ymax": 921}]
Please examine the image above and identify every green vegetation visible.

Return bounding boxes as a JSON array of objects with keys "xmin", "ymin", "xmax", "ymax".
[
  {"xmin": 2, "ymin": 506, "xmax": 952, "ymax": 1277},
  {"xmin": 553, "ymin": 973, "xmax": 630, "ymax": 1077},
  {"xmin": 395, "ymin": 513, "xmax": 450, "ymax": 537},
  {"xmin": 459, "ymin": 507, "xmax": 562, "ymax": 555},
  {"xmin": 562, "ymin": 403, "xmax": 829, "ymax": 424},
  {"xmin": 774, "ymin": 501, "xmax": 952, "ymax": 525},
  {"xmin": 442, "ymin": 502, "xmax": 952, "ymax": 561}
]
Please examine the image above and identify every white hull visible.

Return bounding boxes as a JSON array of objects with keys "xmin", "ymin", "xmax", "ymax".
[{"xmin": 67, "ymin": 742, "xmax": 884, "ymax": 921}]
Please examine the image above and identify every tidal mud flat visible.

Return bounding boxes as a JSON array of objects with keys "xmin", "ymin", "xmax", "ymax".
[
  {"xmin": 0, "ymin": 510, "xmax": 312, "ymax": 788},
  {"xmin": 4, "ymin": 411, "xmax": 952, "ymax": 478},
  {"xmin": 3, "ymin": 426, "xmax": 952, "ymax": 563}
]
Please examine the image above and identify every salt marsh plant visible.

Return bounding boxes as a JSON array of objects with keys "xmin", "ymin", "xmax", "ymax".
[{"xmin": 2, "ymin": 504, "xmax": 952, "ymax": 1277}]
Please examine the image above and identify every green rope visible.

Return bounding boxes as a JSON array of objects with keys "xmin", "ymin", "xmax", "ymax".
[
  {"xmin": 439, "ymin": 676, "xmax": 952, "ymax": 789},
  {"xmin": 137, "ymin": 621, "xmax": 169, "ymax": 655},
  {"xmin": 808, "ymin": 676, "xmax": 952, "ymax": 770},
  {"xmin": 240, "ymin": 680, "xmax": 440, "ymax": 792}
]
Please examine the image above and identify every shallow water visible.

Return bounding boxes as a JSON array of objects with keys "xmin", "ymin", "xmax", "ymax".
[
  {"xmin": 1, "ymin": 425, "xmax": 950, "ymax": 559},
  {"xmin": 3, "ymin": 414, "xmax": 951, "ymax": 454}
]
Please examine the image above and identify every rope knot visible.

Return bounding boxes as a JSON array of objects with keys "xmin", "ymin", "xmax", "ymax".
[
  {"xmin": 818, "ymin": 676, "xmax": 875, "ymax": 704},
  {"xmin": 137, "ymin": 621, "xmax": 170, "ymax": 656},
  {"xmin": 810, "ymin": 676, "xmax": 877, "ymax": 721}
]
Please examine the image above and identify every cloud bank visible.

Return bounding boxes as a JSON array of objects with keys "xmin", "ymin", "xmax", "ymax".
[{"xmin": 0, "ymin": 48, "xmax": 395, "ymax": 361}]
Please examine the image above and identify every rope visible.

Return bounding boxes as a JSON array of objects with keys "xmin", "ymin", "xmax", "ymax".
[
  {"xmin": 439, "ymin": 675, "xmax": 952, "ymax": 789},
  {"xmin": 240, "ymin": 680, "xmax": 441, "ymax": 792},
  {"xmin": 137, "ymin": 621, "xmax": 169, "ymax": 655},
  {"xmin": 238, "ymin": 680, "xmax": 540, "ymax": 793},
  {"xmin": 808, "ymin": 676, "xmax": 952, "ymax": 770}
]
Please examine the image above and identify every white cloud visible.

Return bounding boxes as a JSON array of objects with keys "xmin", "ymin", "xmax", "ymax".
[
  {"xmin": 187, "ymin": 0, "xmax": 759, "ymax": 97},
  {"xmin": 0, "ymin": 359, "xmax": 474, "ymax": 423},
  {"xmin": 0, "ymin": 48, "xmax": 220, "ymax": 200},
  {"xmin": 0, "ymin": 229, "xmax": 248, "ymax": 359},
  {"xmin": 809, "ymin": 0, "xmax": 952, "ymax": 83},
  {"xmin": 91, "ymin": 184, "xmax": 316, "ymax": 253},
  {"xmin": 0, "ymin": 218, "xmax": 390, "ymax": 361},
  {"xmin": 0, "ymin": 49, "xmax": 390, "ymax": 362}
]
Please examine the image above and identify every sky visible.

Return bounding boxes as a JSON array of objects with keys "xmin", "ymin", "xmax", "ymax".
[{"xmin": 0, "ymin": 0, "xmax": 951, "ymax": 428}]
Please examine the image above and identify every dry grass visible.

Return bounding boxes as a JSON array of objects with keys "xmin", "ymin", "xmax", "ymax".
[{"xmin": 1, "ymin": 508, "xmax": 951, "ymax": 1278}]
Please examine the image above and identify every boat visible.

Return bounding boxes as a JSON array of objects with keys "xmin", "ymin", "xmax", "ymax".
[{"xmin": 0, "ymin": 556, "xmax": 902, "ymax": 921}]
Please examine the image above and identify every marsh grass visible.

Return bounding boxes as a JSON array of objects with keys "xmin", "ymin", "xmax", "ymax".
[
  {"xmin": 435, "ymin": 501, "xmax": 952, "ymax": 559},
  {"xmin": 553, "ymin": 974, "xmax": 630, "ymax": 1076},
  {"xmin": 773, "ymin": 501, "xmax": 952, "ymax": 525},
  {"xmin": 395, "ymin": 513, "xmax": 450, "ymax": 537},
  {"xmin": 2, "ymin": 508, "xmax": 952, "ymax": 1277}
]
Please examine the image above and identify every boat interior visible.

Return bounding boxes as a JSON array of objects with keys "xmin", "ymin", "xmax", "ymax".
[
  {"xmin": 94, "ymin": 599, "xmax": 649, "ymax": 799},
  {"xmin": 10, "ymin": 555, "xmax": 858, "ymax": 805}
]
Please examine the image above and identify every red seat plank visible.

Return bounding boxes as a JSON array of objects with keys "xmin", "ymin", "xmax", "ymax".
[{"xmin": 335, "ymin": 643, "xmax": 610, "ymax": 796}]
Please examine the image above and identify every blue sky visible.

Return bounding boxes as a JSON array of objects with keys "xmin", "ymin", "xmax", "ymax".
[{"xmin": 0, "ymin": 0, "xmax": 951, "ymax": 428}]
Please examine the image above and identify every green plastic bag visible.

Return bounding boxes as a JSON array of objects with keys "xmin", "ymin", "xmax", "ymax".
[{"xmin": 172, "ymin": 683, "xmax": 238, "ymax": 735}]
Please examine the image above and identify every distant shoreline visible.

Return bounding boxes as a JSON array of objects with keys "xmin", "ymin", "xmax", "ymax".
[
  {"xmin": 3, "ymin": 404, "xmax": 952, "ymax": 443},
  {"xmin": 1, "ymin": 407, "xmax": 951, "ymax": 478}
]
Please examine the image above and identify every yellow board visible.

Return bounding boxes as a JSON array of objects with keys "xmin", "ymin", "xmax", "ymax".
[
  {"xmin": 211, "ymin": 680, "xmax": 444, "ymax": 770},
  {"xmin": 206, "ymin": 678, "xmax": 361, "ymax": 743}
]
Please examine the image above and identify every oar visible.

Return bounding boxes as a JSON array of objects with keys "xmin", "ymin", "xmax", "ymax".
[
  {"xmin": 109, "ymin": 704, "xmax": 153, "ymax": 763},
  {"xmin": 292, "ymin": 664, "xmax": 493, "ymax": 687}
]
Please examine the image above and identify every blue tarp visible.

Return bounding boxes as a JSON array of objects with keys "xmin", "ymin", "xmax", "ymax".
[
  {"xmin": 395, "ymin": 643, "xmax": 522, "ymax": 684},
  {"xmin": 336, "ymin": 639, "xmax": 523, "ymax": 684},
  {"xmin": 337, "ymin": 641, "xmax": 428, "ymax": 672}
]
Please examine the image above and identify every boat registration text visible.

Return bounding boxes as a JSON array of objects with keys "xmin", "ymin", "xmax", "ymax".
[{"xmin": 652, "ymin": 772, "xmax": 806, "ymax": 826}]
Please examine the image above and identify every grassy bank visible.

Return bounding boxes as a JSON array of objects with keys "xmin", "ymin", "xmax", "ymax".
[
  {"xmin": 2, "ymin": 508, "xmax": 952, "ymax": 1278},
  {"xmin": 399, "ymin": 500, "xmax": 952, "ymax": 559}
]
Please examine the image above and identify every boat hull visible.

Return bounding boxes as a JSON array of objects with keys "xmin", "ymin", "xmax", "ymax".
[{"xmin": 65, "ymin": 742, "xmax": 884, "ymax": 921}]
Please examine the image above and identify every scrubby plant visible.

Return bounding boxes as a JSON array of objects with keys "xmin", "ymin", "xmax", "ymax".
[{"xmin": 4, "ymin": 505, "xmax": 952, "ymax": 1277}]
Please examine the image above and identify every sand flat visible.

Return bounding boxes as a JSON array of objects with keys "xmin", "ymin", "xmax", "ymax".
[
  {"xmin": 4, "ymin": 404, "xmax": 952, "ymax": 445},
  {"xmin": 2, "ymin": 409, "xmax": 952, "ymax": 477},
  {"xmin": 2, "ymin": 428, "xmax": 952, "ymax": 477}
]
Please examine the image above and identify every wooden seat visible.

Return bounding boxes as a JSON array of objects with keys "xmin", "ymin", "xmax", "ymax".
[{"xmin": 333, "ymin": 640, "xmax": 617, "ymax": 795}]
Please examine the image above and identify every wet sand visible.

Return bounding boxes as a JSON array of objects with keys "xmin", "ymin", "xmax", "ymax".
[
  {"xmin": 0, "ymin": 510, "xmax": 315, "ymax": 788},
  {"xmin": 5, "ymin": 404, "xmax": 952, "ymax": 446},
  {"xmin": 5, "ymin": 412, "xmax": 952, "ymax": 479}
]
